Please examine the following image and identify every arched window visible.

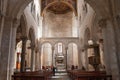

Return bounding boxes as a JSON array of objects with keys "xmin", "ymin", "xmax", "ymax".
[{"xmin": 58, "ymin": 43, "xmax": 62, "ymax": 53}]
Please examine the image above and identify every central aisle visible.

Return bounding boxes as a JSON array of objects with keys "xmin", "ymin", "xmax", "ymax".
[{"xmin": 49, "ymin": 70, "xmax": 71, "ymax": 80}]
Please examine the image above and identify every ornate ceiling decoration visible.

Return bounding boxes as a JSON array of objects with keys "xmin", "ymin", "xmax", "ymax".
[
  {"xmin": 41, "ymin": 0, "xmax": 77, "ymax": 15},
  {"xmin": 47, "ymin": 2, "xmax": 72, "ymax": 14}
]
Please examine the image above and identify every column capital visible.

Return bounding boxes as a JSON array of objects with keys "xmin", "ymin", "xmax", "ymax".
[
  {"xmin": 98, "ymin": 19, "xmax": 107, "ymax": 28},
  {"xmin": 21, "ymin": 36, "xmax": 28, "ymax": 41},
  {"xmin": 52, "ymin": 47, "xmax": 54, "ymax": 50},
  {"xmin": 13, "ymin": 18, "xmax": 20, "ymax": 28},
  {"xmin": 4, "ymin": 16, "xmax": 20, "ymax": 28},
  {"xmin": 30, "ymin": 44, "xmax": 35, "ymax": 50},
  {"xmin": 65, "ymin": 47, "xmax": 68, "ymax": 50}
]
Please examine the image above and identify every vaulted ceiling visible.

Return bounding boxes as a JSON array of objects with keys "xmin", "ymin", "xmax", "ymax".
[{"xmin": 41, "ymin": 0, "xmax": 77, "ymax": 15}]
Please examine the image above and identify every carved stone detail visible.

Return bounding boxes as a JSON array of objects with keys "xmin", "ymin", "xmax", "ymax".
[{"xmin": 39, "ymin": 37, "xmax": 79, "ymax": 48}]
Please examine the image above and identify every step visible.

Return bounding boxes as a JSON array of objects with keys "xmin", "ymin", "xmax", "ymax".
[{"xmin": 50, "ymin": 75, "xmax": 71, "ymax": 80}]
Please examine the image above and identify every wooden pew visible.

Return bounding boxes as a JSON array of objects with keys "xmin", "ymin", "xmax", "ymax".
[
  {"xmin": 68, "ymin": 70, "xmax": 112, "ymax": 80},
  {"xmin": 12, "ymin": 70, "xmax": 53, "ymax": 80}
]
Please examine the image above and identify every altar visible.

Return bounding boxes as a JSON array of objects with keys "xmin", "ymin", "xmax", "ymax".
[{"xmin": 55, "ymin": 54, "xmax": 66, "ymax": 71}]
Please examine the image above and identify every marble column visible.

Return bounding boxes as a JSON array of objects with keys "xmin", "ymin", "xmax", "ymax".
[
  {"xmin": 115, "ymin": 15, "xmax": 120, "ymax": 73},
  {"xmin": 0, "ymin": 0, "xmax": 5, "ymax": 57},
  {"xmin": 0, "ymin": 15, "xmax": 4, "ymax": 57},
  {"xmin": 35, "ymin": 50, "xmax": 38, "ymax": 70},
  {"xmin": 77, "ymin": 46, "xmax": 82, "ymax": 69},
  {"xmin": 30, "ymin": 44, "xmax": 35, "ymax": 71},
  {"xmin": 9, "ymin": 19, "xmax": 20, "ymax": 79},
  {"xmin": 99, "ymin": 40, "xmax": 105, "ymax": 66},
  {"xmin": 52, "ymin": 47, "xmax": 54, "ymax": 66},
  {"xmin": 20, "ymin": 37, "xmax": 27, "ymax": 72},
  {"xmin": 0, "ymin": 16, "xmax": 18, "ymax": 80},
  {"xmin": 84, "ymin": 47, "xmax": 89, "ymax": 70},
  {"xmin": 39, "ymin": 47, "xmax": 41, "ymax": 70},
  {"xmin": 35, "ymin": 50, "xmax": 39, "ymax": 71},
  {"xmin": 65, "ymin": 47, "xmax": 68, "ymax": 69},
  {"xmin": 112, "ymin": 15, "xmax": 120, "ymax": 79},
  {"xmin": 99, "ymin": 19, "xmax": 120, "ymax": 80}
]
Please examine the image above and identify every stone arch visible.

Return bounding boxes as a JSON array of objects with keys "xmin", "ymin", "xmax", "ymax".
[
  {"xmin": 41, "ymin": 42, "xmax": 52, "ymax": 66},
  {"xmin": 67, "ymin": 42, "xmax": 78, "ymax": 48},
  {"xmin": 67, "ymin": 42, "xmax": 79, "ymax": 68},
  {"xmin": 20, "ymin": 14, "xmax": 28, "ymax": 37},
  {"xmin": 41, "ymin": 42, "xmax": 53, "ymax": 48},
  {"xmin": 28, "ymin": 27, "xmax": 35, "ymax": 46},
  {"xmin": 53, "ymin": 41, "xmax": 66, "ymax": 47},
  {"xmin": 16, "ymin": 14, "xmax": 28, "ymax": 44},
  {"xmin": 42, "ymin": 1, "xmax": 77, "ymax": 16},
  {"xmin": 84, "ymin": 0, "xmax": 110, "ymax": 18},
  {"xmin": 9, "ymin": 0, "xmax": 109, "ymax": 20}
]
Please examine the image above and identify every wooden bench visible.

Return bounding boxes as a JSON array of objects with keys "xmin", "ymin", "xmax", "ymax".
[
  {"xmin": 68, "ymin": 70, "xmax": 112, "ymax": 80},
  {"xmin": 12, "ymin": 70, "xmax": 53, "ymax": 80}
]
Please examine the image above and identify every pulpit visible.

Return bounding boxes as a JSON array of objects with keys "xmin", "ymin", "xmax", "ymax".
[
  {"xmin": 89, "ymin": 56, "xmax": 100, "ymax": 71},
  {"xmin": 87, "ymin": 40, "xmax": 101, "ymax": 71}
]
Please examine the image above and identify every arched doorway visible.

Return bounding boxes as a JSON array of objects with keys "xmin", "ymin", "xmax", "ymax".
[
  {"xmin": 68, "ymin": 43, "xmax": 78, "ymax": 70},
  {"xmin": 54, "ymin": 42, "xmax": 66, "ymax": 71},
  {"xmin": 41, "ymin": 43, "xmax": 52, "ymax": 70}
]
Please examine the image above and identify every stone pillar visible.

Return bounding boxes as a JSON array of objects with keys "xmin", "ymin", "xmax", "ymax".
[
  {"xmin": 0, "ymin": 15, "xmax": 4, "ymax": 57},
  {"xmin": 115, "ymin": 15, "xmax": 120, "ymax": 74},
  {"xmin": 9, "ymin": 19, "xmax": 20, "ymax": 79},
  {"xmin": 20, "ymin": 37, "xmax": 27, "ymax": 72},
  {"xmin": 77, "ymin": 46, "xmax": 82, "ymax": 69},
  {"xmin": 0, "ymin": 16, "xmax": 18, "ymax": 80},
  {"xmin": 0, "ymin": 0, "xmax": 5, "ymax": 57},
  {"xmin": 99, "ymin": 19, "xmax": 120, "ymax": 80},
  {"xmin": 84, "ymin": 47, "xmax": 89, "ymax": 70},
  {"xmin": 99, "ymin": 39, "xmax": 105, "ymax": 66},
  {"xmin": 35, "ymin": 50, "xmax": 38, "ymax": 70},
  {"xmin": 30, "ymin": 44, "xmax": 35, "ymax": 71},
  {"xmin": 52, "ymin": 47, "xmax": 54, "ymax": 66},
  {"xmin": 65, "ymin": 47, "xmax": 68, "ymax": 69},
  {"xmin": 39, "ymin": 46, "xmax": 41, "ymax": 70},
  {"xmin": 112, "ymin": 15, "xmax": 120, "ymax": 79}
]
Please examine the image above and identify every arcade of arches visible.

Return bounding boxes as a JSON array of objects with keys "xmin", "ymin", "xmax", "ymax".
[{"xmin": 0, "ymin": 0, "xmax": 120, "ymax": 80}]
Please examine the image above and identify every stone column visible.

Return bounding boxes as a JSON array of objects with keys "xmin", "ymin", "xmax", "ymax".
[
  {"xmin": 30, "ymin": 44, "xmax": 35, "ymax": 71},
  {"xmin": 52, "ymin": 47, "xmax": 54, "ymax": 66},
  {"xmin": 99, "ymin": 19, "xmax": 120, "ymax": 80},
  {"xmin": 0, "ymin": 0, "xmax": 5, "ymax": 57},
  {"xmin": 77, "ymin": 46, "xmax": 82, "ymax": 69},
  {"xmin": 35, "ymin": 50, "xmax": 38, "ymax": 70},
  {"xmin": 115, "ymin": 15, "xmax": 120, "ymax": 73},
  {"xmin": 83, "ymin": 47, "xmax": 89, "ymax": 70},
  {"xmin": 65, "ymin": 47, "xmax": 68, "ymax": 69},
  {"xmin": 39, "ymin": 46, "xmax": 41, "ymax": 70},
  {"xmin": 112, "ymin": 15, "xmax": 120, "ymax": 79},
  {"xmin": 99, "ymin": 39, "xmax": 105, "ymax": 66},
  {"xmin": 9, "ymin": 19, "xmax": 20, "ymax": 79},
  {"xmin": 0, "ymin": 16, "xmax": 18, "ymax": 80},
  {"xmin": 20, "ymin": 37, "xmax": 27, "ymax": 72}
]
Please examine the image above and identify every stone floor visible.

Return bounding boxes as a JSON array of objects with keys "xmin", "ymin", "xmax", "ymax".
[{"xmin": 49, "ymin": 70, "xmax": 71, "ymax": 80}]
